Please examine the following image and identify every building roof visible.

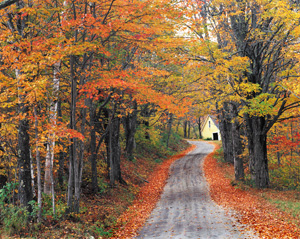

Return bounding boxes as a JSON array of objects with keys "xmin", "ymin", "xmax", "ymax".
[
  {"xmin": 201, "ymin": 114, "xmax": 219, "ymax": 131},
  {"xmin": 209, "ymin": 114, "xmax": 219, "ymax": 129}
]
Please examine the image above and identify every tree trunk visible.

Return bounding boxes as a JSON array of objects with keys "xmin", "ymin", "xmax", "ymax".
[
  {"xmin": 34, "ymin": 107, "xmax": 42, "ymax": 222},
  {"xmin": 44, "ymin": 61, "xmax": 60, "ymax": 198},
  {"xmin": 217, "ymin": 103, "xmax": 234, "ymax": 164},
  {"xmin": 18, "ymin": 108, "xmax": 33, "ymax": 208},
  {"xmin": 57, "ymin": 99, "xmax": 65, "ymax": 188},
  {"xmin": 67, "ymin": 53, "xmax": 87, "ymax": 213},
  {"xmin": 107, "ymin": 117, "xmax": 124, "ymax": 186},
  {"xmin": 183, "ymin": 121, "xmax": 187, "ymax": 138},
  {"xmin": 30, "ymin": 150, "xmax": 35, "ymax": 198},
  {"xmin": 166, "ymin": 113, "xmax": 173, "ymax": 148},
  {"xmin": 187, "ymin": 121, "xmax": 191, "ymax": 139},
  {"xmin": 89, "ymin": 101, "xmax": 98, "ymax": 193},
  {"xmin": 245, "ymin": 115, "xmax": 270, "ymax": 188},
  {"xmin": 197, "ymin": 117, "xmax": 202, "ymax": 139},
  {"xmin": 144, "ymin": 120, "xmax": 150, "ymax": 140},
  {"xmin": 44, "ymin": 146, "xmax": 52, "ymax": 193},
  {"xmin": 232, "ymin": 117, "xmax": 244, "ymax": 181},
  {"xmin": 17, "ymin": 67, "xmax": 33, "ymax": 209},
  {"xmin": 67, "ymin": 55, "xmax": 77, "ymax": 213},
  {"xmin": 13, "ymin": 1, "xmax": 32, "ymax": 210},
  {"xmin": 123, "ymin": 102, "xmax": 137, "ymax": 160},
  {"xmin": 74, "ymin": 106, "xmax": 86, "ymax": 213}
]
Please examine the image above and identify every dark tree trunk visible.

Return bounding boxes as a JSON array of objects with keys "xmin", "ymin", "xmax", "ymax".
[
  {"xmin": 217, "ymin": 103, "xmax": 234, "ymax": 164},
  {"xmin": 123, "ymin": 102, "xmax": 137, "ymax": 161},
  {"xmin": 245, "ymin": 115, "xmax": 269, "ymax": 188},
  {"xmin": 18, "ymin": 113, "xmax": 33, "ymax": 209},
  {"xmin": 140, "ymin": 104, "xmax": 151, "ymax": 140},
  {"xmin": 67, "ymin": 55, "xmax": 77, "ymax": 213},
  {"xmin": 107, "ymin": 117, "xmax": 125, "ymax": 186},
  {"xmin": 197, "ymin": 117, "xmax": 202, "ymax": 139},
  {"xmin": 13, "ymin": 0, "xmax": 32, "ymax": 210},
  {"xmin": 231, "ymin": 108, "xmax": 244, "ymax": 181},
  {"xmin": 57, "ymin": 99, "xmax": 65, "ymax": 188},
  {"xmin": 183, "ymin": 121, "xmax": 187, "ymax": 138},
  {"xmin": 67, "ymin": 54, "xmax": 86, "ymax": 213},
  {"xmin": 166, "ymin": 113, "xmax": 173, "ymax": 148},
  {"xmin": 144, "ymin": 120, "xmax": 150, "ymax": 140},
  {"xmin": 89, "ymin": 101, "xmax": 98, "ymax": 193},
  {"xmin": 187, "ymin": 121, "xmax": 191, "ymax": 139}
]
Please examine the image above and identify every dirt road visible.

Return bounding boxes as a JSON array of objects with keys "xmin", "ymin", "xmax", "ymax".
[{"xmin": 136, "ymin": 141, "xmax": 258, "ymax": 239}]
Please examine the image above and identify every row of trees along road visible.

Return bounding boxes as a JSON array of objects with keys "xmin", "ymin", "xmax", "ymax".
[
  {"xmin": 1, "ymin": 0, "xmax": 300, "ymax": 227},
  {"xmin": 0, "ymin": 0, "xmax": 191, "ymax": 222},
  {"xmin": 185, "ymin": 0, "xmax": 300, "ymax": 188}
]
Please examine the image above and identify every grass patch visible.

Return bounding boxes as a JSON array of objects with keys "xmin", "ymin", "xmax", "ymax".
[{"xmin": 268, "ymin": 199, "xmax": 300, "ymax": 220}]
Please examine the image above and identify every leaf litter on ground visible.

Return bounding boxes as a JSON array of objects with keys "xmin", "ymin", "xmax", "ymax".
[{"xmin": 204, "ymin": 142, "xmax": 300, "ymax": 239}]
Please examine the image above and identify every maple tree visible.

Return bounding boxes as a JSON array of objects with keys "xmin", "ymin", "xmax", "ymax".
[{"xmin": 267, "ymin": 117, "xmax": 300, "ymax": 189}]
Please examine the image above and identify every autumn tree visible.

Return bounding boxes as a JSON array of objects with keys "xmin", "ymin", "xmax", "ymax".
[
  {"xmin": 187, "ymin": 0, "xmax": 300, "ymax": 187},
  {"xmin": 0, "ymin": 0, "xmax": 34, "ymax": 209},
  {"xmin": 0, "ymin": 0, "xmax": 190, "ymax": 222}
]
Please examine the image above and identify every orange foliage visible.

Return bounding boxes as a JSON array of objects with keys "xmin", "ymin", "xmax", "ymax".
[
  {"xmin": 112, "ymin": 144, "xmax": 196, "ymax": 238},
  {"xmin": 204, "ymin": 143, "xmax": 300, "ymax": 239}
]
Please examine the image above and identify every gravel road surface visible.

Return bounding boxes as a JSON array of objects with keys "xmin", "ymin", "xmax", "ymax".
[{"xmin": 136, "ymin": 141, "xmax": 258, "ymax": 239}]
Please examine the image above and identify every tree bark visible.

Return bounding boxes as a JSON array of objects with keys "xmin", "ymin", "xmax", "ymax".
[
  {"xmin": 107, "ymin": 117, "xmax": 124, "ymax": 186},
  {"xmin": 123, "ymin": 102, "xmax": 137, "ymax": 160},
  {"xmin": 217, "ymin": 103, "xmax": 234, "ymax": 164},
  {"xmin": 183, "ymin": 121, "xmax": 187, "ymax": 138},
  {"xmin": 57, "ymin": 99, "xmax": 65, "ymax": 188},
  {"xmin": 33, "ymin": 107, "xmax": 42, "ymax": 221},
  {"xmin": 245, "ymin": 115, "xmax": 270, "ymax": 188},
  {"xmin": 89, "ymin": 100, "xmax": 98, "ymax": 193},
  {"xmin": 18, "ymin": 106, "xmax": 33, "ymax": 208},
  {"xmin": 166, "ymin": 113, "xmax": 173, "ymax": 148},
  {"xmin": 231, "ymin": 111, "xmax": 244, "ymax": 181},
  {"xmin": 11, "ymin": 1, "xmax": 33, "ymax": 210},
  {"xmin": 74, "ymin": 106, "xmax": 86, "ymax": 213},
  {"xmin": 44, "ymin": 61, "xmax": 60, "ymax": 198},
  {"xmin": 67, "ymin": 55, "xmax": 77, "ymax": 213},
  {"xmin": 16, "ymin": 67, "xmax": 32, "ymax": 209},
  {"xmin": 197, "ymin": 117, "xmax": 202, "ymax": 139}
]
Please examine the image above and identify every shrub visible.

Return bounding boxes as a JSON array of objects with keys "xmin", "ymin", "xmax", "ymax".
[{"xmin": 0, "ymin": 182, "xmax": 37, "ymax": 235}]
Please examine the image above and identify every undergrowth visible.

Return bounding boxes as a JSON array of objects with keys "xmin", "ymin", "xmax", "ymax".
[{"xmin": 5, "ymin": 128, "xmax": 189, "ymax": 238}]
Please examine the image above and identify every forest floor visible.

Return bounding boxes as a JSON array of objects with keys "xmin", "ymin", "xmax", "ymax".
[
  {"xmin": 204, "ymin": 141, "xmax": 300, "ymax": 239},
  {"xmin": 7, "ymin": 139, "xmax": 300, "ymax": 238},
  {"xmin": 17, "ymin": 137, "xmax": 190, "ymax": 238}
]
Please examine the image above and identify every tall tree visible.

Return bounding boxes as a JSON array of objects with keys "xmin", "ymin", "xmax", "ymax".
[{"xmin": 187, "ymin": 0, "xmax": 300, "ymax": 187}]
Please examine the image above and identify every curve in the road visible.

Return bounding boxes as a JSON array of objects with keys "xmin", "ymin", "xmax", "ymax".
[{"xmin": 136, "ymin": 141, "xmax": 258, "ymax": 239}]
